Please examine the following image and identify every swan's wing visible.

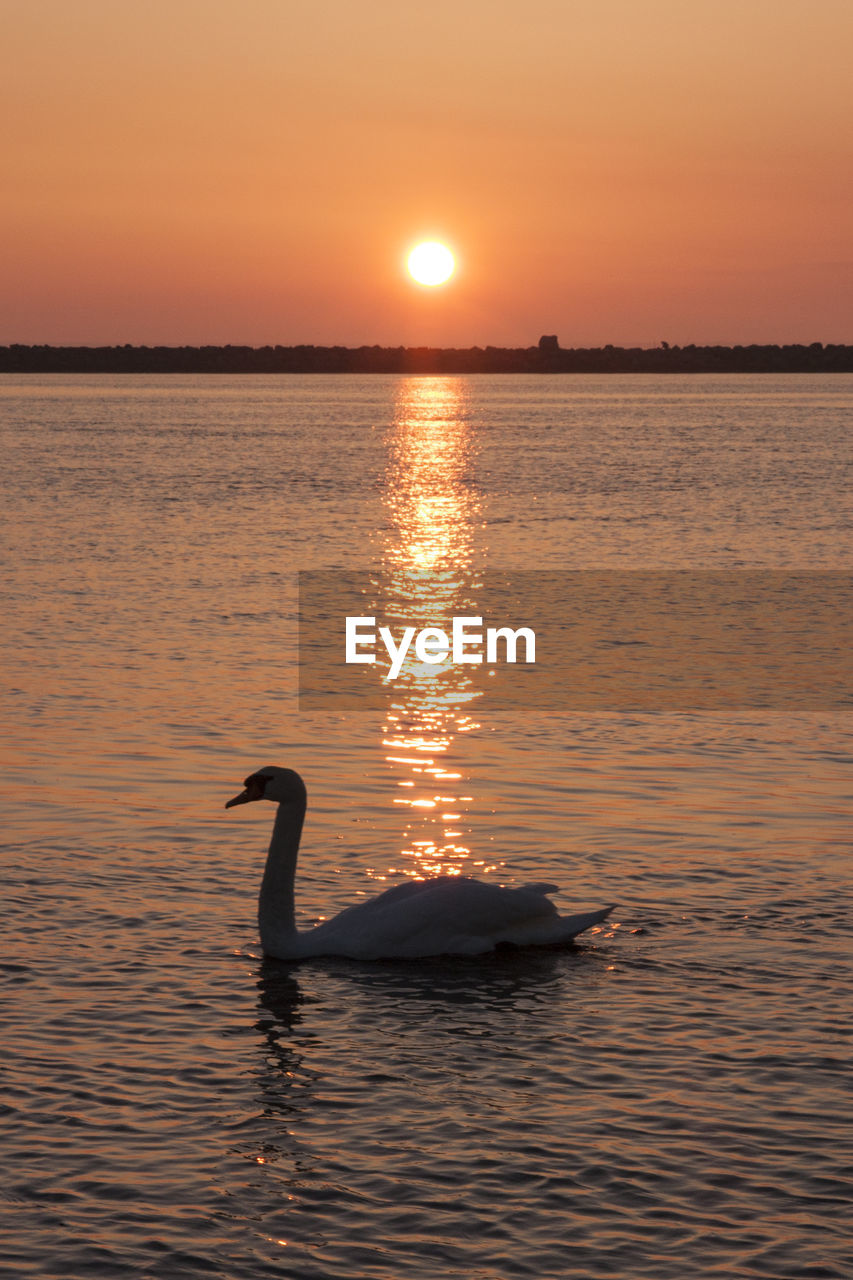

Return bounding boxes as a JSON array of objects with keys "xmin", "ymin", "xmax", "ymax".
[
  {"xmin": 300, "ymin": 876, "xmax": 605, "ymax": 959},
  {"xmin": 422, "ymin": 877, "xmax": 561, "ymax": 932},
  {"xmin": 361, "ymin": 875, "xmax": 560, "ymax": 927},
  {"xmin": 356, "ymin": 878, "xmax": 449, "ymax": 907}
]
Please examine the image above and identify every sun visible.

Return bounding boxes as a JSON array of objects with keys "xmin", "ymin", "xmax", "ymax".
[{"xmin": 407, "ymin": 241, "xmax": 455, "ymax": 287}]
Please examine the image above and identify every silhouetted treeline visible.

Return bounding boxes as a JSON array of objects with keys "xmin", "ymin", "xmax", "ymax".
[{"xmin": 2, "ymin": 341, "xmax": 851, "ymax": 374}]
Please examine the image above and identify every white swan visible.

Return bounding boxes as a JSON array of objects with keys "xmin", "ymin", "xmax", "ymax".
[{"xmin": 226, "ymin": 766, "xmax": 615, "ymax": 961}]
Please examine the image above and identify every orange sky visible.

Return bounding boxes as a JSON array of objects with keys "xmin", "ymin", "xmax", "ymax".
[{"xmin": 3, "ymin": 0, "xmax": 852, "ymax": 347}]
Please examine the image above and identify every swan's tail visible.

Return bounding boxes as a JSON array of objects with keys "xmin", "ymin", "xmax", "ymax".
[
  {"xmin": 503, "ymin": 903, "xmax": 616, "ymax": 947},
  {"xmin": 557, "ymin": 903, "xmax": 615, "ymax": 941}
]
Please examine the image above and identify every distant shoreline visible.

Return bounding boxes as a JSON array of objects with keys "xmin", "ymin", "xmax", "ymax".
[{"xmin": 2, "ymin": 341, "xmax": 851, "ymax": 374}]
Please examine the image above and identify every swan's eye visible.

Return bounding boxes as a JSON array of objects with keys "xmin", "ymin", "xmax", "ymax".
[{"xmin": 243, "ymin": 772, "xmax": 269, "ymax": 792}]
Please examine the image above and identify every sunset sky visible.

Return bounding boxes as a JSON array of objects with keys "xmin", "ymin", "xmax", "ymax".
[{"xmin": 4, "ymin": 0, "xmax": 852, "ymax": 348}]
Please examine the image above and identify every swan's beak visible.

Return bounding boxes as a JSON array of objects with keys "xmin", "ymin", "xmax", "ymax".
[
  {"xmin": 225, "ymin": 776, "xmax": 265, "ymax": 809},
  {"xmin": 225, "ymin": 791, "xmax": 251, "ymax": 809}
]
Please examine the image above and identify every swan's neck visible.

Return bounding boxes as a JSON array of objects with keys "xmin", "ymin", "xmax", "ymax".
[{"xmin": 258, "ymin": 799, "xmax": 305, "ymax": 955}]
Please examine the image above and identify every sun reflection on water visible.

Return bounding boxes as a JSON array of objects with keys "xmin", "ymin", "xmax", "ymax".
[{"xmin": 376, "ymin": 378, "xmax": 488, "ymax": 879}]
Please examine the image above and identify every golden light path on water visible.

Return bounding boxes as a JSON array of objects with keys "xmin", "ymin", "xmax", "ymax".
[{"xmin": 376, "ymin": 378, "xmax": 494, "ymax": 881}]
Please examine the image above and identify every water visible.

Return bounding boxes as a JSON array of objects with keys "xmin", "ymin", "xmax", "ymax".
[{"xmin": 1, "ymin": 374, "xmax": 850, "ymax": 1278}]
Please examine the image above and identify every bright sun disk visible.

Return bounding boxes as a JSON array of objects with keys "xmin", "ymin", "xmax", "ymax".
[{"xmin": 407, "ymin": 241, "xmax": 455, "ymax": 286}]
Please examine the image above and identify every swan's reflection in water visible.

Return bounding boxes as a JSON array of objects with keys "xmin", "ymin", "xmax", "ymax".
[
  {"xmin": 376, "ymin": 379, "xmax": 491, "ymax": 881},
  {"xmin": 253, "ymin": 962, "xmax": 306, "ymax": 1121},
  {"xmin": 254, "ymin": 947, "xmax": 606, "ymax": 1049},
  {"xmin": 256, "ymin": 961, "xmax": 304, "ymax": 1040},
  {"xmin": 246, "ymin": 954, "xmax": 612, "ymax": 1245},
  {"xmin": 312, "ymin": 947, "xmax": 607, "ymax": 1014},
  {"xmin": 243, "ymin": 963, "xmax": 316, "ymax": 1181}
]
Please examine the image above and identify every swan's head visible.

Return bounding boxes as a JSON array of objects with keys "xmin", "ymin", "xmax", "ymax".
[{"xmin": 225, "ymin": 766, "xmax": 306, "ymax": 810}]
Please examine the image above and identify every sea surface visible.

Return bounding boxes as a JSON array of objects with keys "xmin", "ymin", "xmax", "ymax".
[{"xmin": 1, "ymin": 374, "xmax": 850, "ymax": 1279}]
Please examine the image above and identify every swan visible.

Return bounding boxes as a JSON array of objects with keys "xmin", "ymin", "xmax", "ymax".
[{"xmin": 226, "ymin": 766, "xmax": 615, "ymax": 961}]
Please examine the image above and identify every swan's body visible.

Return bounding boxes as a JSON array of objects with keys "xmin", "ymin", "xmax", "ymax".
[{"xmin": 226, "ymin": 766, "xmax": 614, "ymax": 961}]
